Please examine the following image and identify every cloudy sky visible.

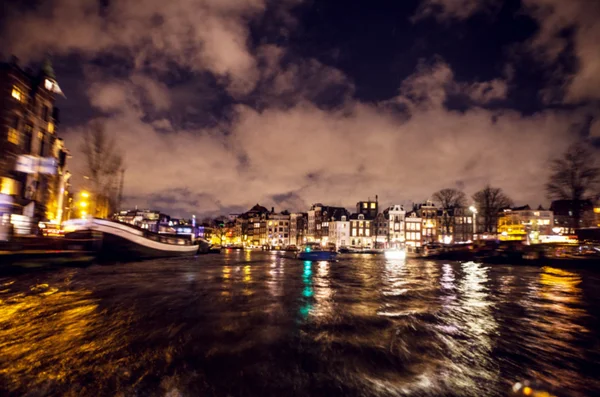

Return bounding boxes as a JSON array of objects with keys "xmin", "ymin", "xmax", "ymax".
[{"xmin": 2, "ymin": 0, "xmax": 599, "ymax": 217}]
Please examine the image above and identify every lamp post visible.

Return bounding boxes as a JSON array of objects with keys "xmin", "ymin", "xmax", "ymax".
[{"xmin": 469, "ymin": 205, "xmax": 478, "ymax": 241}]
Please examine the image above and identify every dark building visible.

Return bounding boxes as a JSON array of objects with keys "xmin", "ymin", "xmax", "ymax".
[
  {"xmin": 437, "ymin": 207, "xmax": 473, "ymax": 243},
  {"xmin": 238, "ymin": 204, "xmax": 270, "ymax": 246},
  {"xmin": 0, "ymin": 57, "xmax": 68, "ymax": 227},
  {"xmin": 374, "ymin": 212, "xmax": 388, "ymax": 248},
  {"xmin": 307, "ymin": 203, "xmax": 349, "ymax": 242},
  {"xmin": 289, "ymin": 212, "xmax": 308, "ymax": 246},
  {"xmin": 356, "ymin": 196, "xmax": 378, "ymax": 219},
  {"xmin": 550, "ymin": 199, "xmax": 595, "ymax": 234}
]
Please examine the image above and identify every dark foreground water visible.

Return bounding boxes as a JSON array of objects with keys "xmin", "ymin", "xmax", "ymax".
[{"xmin": 1, "ymin": 251, "xmax": 599, "ymax": 397}]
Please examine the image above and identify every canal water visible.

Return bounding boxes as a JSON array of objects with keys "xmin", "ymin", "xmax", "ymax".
[{"xmin": 0, "ymin": 251, "xmax": 599, "ymax": 397}]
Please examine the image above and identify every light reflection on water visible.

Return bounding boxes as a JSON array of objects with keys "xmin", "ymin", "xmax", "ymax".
[{"xmin": 0, "ymin": 253, "xmax": 598, "ymax": 396}]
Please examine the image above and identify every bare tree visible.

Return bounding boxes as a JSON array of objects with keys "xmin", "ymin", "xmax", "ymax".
[
  {"xmin": 473, "ymin": 185, "xmax": 512, "ymax": 233},
  {"xmin": 80, "ymin": 120, "xmax": 125, "ymax": 218},
  {"xmin": 433, "ymin": 188, "xmax": 467, "ymax": 234},
  {"xmin": 546, "ymin": 142, "xmax": 600, "ymax": 229}
]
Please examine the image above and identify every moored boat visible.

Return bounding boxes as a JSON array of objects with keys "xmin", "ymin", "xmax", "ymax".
[
  {"xmin": 296, "ymin": 243, "xmax": 337, "ymax": 261},
  {"xmin": 64, "ymin": 218, "xmax": 207, "ymax": 260}
]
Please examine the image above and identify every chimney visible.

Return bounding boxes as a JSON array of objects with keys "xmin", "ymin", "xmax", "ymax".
[{"xmin": 271, "ymin": 207, "xmax": 274, "ymax": 213}]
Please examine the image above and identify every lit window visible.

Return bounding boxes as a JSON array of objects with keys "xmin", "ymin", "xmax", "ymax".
[
  {"xmin": 0, "ymin": 177, "xmax": 19, "ymax": 195},
  {"xmin": 363, "ymin": 203, "xmax": 367, "ymax": 208},
  {"xmin": 7, "ymin": 128, "xmax": 19, "ymax": 145},
  {"xmin": 11, "ymin": 86, "xmax": 23, "ymax": 102},
  {"xmin": 365, "ymin": 229, "xmax": 370, "ymax": 236},
  {"xmin": 416, "ymin": 233, "xmax": 421, "ymax": 240},
  {"xmin": 370, "ymin": 203, "xmax": 376, "ymax": 209}
]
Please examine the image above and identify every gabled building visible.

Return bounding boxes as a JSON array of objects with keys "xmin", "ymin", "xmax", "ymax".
[
  {"xmin": 405, "ymin": 210, "xmax": 422, "ymax": 247},
  {"xmin": 416, "ymin": 201, "xmax": 437, "ymax": 244},
  {"xmin": 374, "ymin": 212, "xmax": 388, "ymax": 248},
  {"xmin": 329, "ymin": 214, "xmax": 350, "ymax": 249},
  {"xmin": 349, "ymin": 213, "xmax": 373, "ymax": 247},
  {"xmin": 289, "ymin": 212, "xmax": 307, "ymax": 246},
  {"xmin": 307, "ymin": 203, "xmax": 349, "ymax": 243},
  {"xmin": 266, "ymin": 211, "xmax": 290, "ymax": 247},
  {"xmin": 387, "ymin": 204, "xmax": 406, "ymax": 247}
]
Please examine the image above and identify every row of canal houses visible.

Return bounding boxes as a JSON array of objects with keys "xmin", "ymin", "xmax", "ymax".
[
  {"xmin": 113, "ymin": 198, "xmax": 600, "ymax": 247},
  {"xmin": 229, "ymin": 197, "xmax": 600, "ymax": 248},
  {"xmin": 231, "ymin": 197, "xmax": 477, "ymax": 249}
]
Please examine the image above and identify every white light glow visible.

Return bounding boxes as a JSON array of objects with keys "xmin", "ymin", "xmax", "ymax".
[{"xmin": 384, "ymin": 249, "xmax": 406, "ymax": 259}]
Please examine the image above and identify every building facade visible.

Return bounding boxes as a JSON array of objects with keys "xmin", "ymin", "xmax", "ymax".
[
  {"xmin": 416, "ymin": 201, "xmax": 437, "ymax": 244},
  {"xmin": 307, "ymin": 203, "xmax": 349, "ymax": 243},
  {"xmin": 387, "ymin": 205, "xmax": 406, "ymax": 247},
  {"xmin": 497, "ymin": 205, "xmax": 554, "ymax": 242},
  {"xmin": 374, "ymin": 212, "xmax": 388, "ymax": 248},
  {"xmin": 1, "ymin": 57, "xmax": 68, "ymax": 233},
  {"xmin": 266, "ymin": 212, "xmax": 290, "ymax": 247},
  {"xmin": 349, "ymin": 213, "xmax": 373, "ymax": 247},
  {"xmin": 329, "ymin": 215, "xmax": 350, "ymax": 248},
  {"xmin": 550, "ymin": 200, "xmax": 595, "ymax": 235},
  {"xmin": 289, "ymin": 212, "xmax": 307, "ymax": 246},
  {"xmin": 405, "ymin": 211, "xmax": 422, "ymax": 247}
]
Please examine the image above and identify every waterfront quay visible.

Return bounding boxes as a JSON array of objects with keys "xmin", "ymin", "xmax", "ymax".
[{"xmin": 1, "ymin": 251, "xmax": 599, "ymax": 397}]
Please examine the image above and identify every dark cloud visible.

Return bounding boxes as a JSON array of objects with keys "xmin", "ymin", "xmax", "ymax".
[{"xmin": 2, "ymin": 0, "xmax": 599, "ymax": 218}]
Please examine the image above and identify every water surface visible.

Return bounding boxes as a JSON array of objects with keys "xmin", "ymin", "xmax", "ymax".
[{"xmin": 1, "ymin": 251, "xmax": 599, "ymax": 396}]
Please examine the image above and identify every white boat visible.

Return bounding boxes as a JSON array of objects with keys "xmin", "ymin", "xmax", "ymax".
[{"xmin": 63, "ymin": 218, "xmax": 207, "ymax": 259}]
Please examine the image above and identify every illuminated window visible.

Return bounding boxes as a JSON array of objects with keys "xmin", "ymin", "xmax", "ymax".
[
  {"xmin": 363, "ymin": 203, "xmax": 367, "ymax": 208},
  {"xmin": 7, "ymin": 128, "xmax": 19, "ymax": 145},
  {"xmin": 0, "ymin": 177, "xmax": 19, "ymax": 195},
  {"xmin": 416, "ymin": 232, "xmax": 421, "ymax": 240},
  {"xmin": 370, "ymin": 203, "xmax": 376, "ymax": 209},
  {"xmin": 352, "ymin": 230, "xmax": 357, "ymax": 237},
  {"xmin": 11, "ymin": 86, "xmax": 23, "ymax": 101},
  {"xmin": 365, "ymin": 229, "xmax": 370, "ymax": 236}
]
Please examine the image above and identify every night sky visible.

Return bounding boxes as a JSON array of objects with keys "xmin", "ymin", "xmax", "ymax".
[{"xmin": 1, "ymin": 0, "xmax": 599, "ymax": 217}]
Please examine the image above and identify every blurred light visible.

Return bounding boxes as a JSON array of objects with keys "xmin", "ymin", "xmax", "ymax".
[
  {"xmin": 384, "ymin": 249, "xmax": 406, "ymax": 259},
  {"xmin": 469, "ymin": 205, "xmax": 477, "ymax": 213},
  {"xmin": 523, "ymin": 386, "xmax": 532, "ymax": 396},
  {"xmin": 512, "ymin": 382, "xmax": 522, "ymax": 392},
  {"xmin": 80, "ymin": 201, "xmax": 87, "ymax": 208},
  {"xmin": 81, "ymin": 191, "xmax": 89, "ymax": 198}
]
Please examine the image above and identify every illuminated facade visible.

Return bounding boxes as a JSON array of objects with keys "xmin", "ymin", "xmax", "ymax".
[
  {"xmin": 404, "ymin": 211, "xmax": 422, "ymax": 247},
  {"xmin": 329, "ymin": 215, "xmax": 350, "ymax": 248},
  {"xmin": 498, "ymin": 205, "xmax": 554, "ymax": 242},
  {"xmin": 289, "ymin": 212, "xmax": 307, "ymax": 246},
  {"xmin": 387, "ymin": 204, "xmax": 406, "ymax": 246},
  {"xmin": 416, "ymin": 201, "xmax": 437, "ymax": 244},
  {"xmin": 349, "ymin": 213, "xmax": 372, "ymax": 247},
  {"xmin": 266, "ymin": 212, "xmax": 290, "ymax": 247},
  {"xmin": 0, "ymin": 57, "xmax": 68, "ymax": 229}
]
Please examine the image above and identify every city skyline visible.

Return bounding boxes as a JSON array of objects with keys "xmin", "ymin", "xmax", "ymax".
[{"xmin": 2, "ymin": 0, "xmax": 599, "ymax": 217}]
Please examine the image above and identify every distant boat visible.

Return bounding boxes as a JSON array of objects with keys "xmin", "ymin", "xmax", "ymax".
[
  {"xmin": 63, "ymin": 218, "xmax": 207, "ymax": 260},
  {"xmin": 296, "ymin": 243, "xmax": 337, "ymax": 261}
]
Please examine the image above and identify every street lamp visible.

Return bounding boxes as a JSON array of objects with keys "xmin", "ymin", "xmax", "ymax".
[{"xmin": 469, "ymin": 206, "xmax": 478, "ymax": 240}]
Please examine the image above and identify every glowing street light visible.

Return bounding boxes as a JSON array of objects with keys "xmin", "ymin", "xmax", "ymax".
[{"xmin": 81, "ymin": 191, "xmax": 90, "ymax": 198}]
